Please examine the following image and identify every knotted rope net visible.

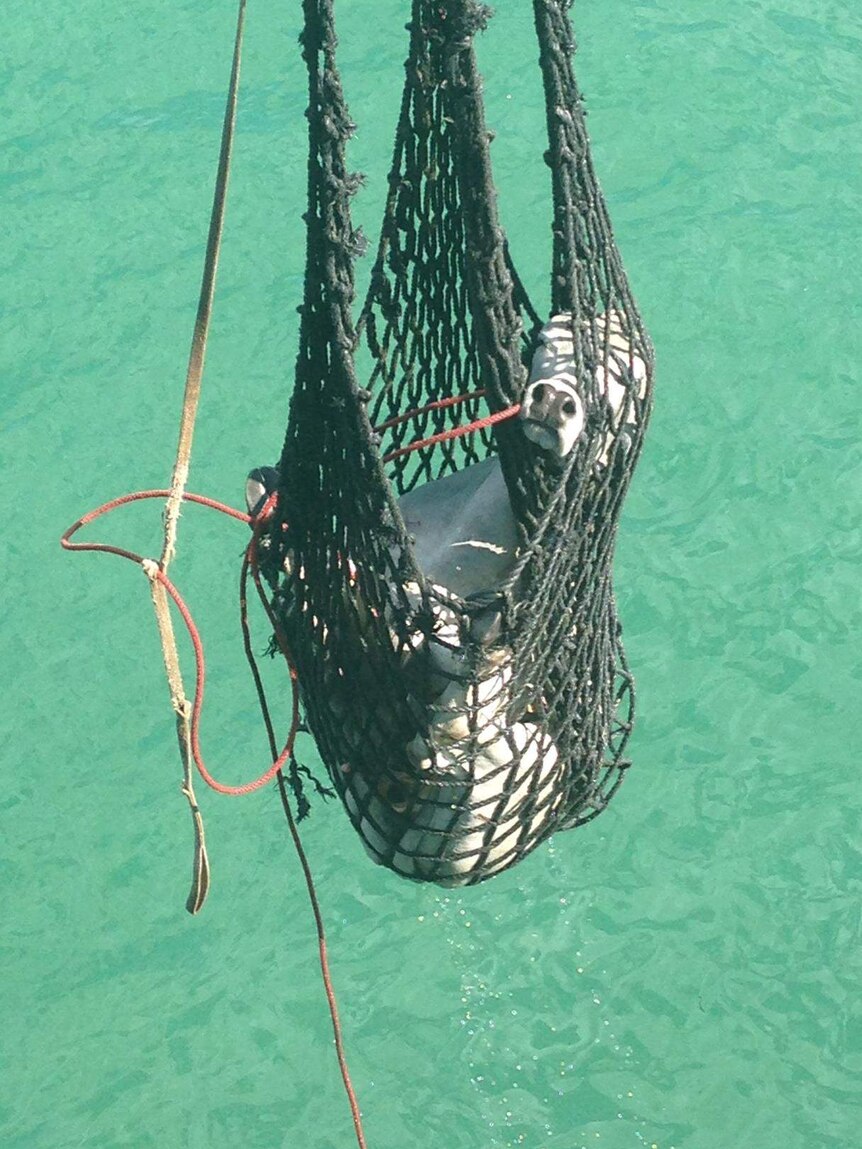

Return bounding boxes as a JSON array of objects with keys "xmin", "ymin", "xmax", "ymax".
[{"xmin": 261, "ymin": 0, "xmax": 654, "ymax": 886}]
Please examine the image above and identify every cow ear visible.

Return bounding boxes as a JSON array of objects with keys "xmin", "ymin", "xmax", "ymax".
[{"xmin": 245, "ymin": 466, "xmax": 279, "ymax": 517}]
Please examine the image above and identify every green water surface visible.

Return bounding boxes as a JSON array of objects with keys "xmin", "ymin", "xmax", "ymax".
[{"xmin": 2, "ymin": 2, "xmax": 860, "ymax": 1147}]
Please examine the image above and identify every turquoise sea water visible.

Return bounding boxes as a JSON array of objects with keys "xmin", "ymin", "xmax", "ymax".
[{"xmin": 2, "ymin": 1, "xmax": 860, "ymax": 1146}]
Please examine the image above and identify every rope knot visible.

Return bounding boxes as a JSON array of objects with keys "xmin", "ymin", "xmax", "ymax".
[{"xmin": 141, "ymin": 558, "xmax": 161, "ymax": 582}]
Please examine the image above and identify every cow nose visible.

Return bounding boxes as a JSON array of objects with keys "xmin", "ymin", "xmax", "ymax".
[
  {"xmin": 521, "ymin": 379, "xmax": 585, "ymax": 457},
  {"xmin": 524, "ymin": 381, "xmax": 582, "ymax": 428}
]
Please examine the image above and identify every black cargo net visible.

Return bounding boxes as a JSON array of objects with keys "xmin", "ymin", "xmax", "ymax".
[{"xmin": 262, "ymin": 0, "xmax": 654, "ymax": 886}]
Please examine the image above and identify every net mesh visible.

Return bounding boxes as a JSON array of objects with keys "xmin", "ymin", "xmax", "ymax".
[{"xmin": 262, "ymin": 0, "xmax": 654, "ymax": 886}]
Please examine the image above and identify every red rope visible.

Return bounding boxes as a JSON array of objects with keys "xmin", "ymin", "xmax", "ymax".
[
  {"xmin": 60, "ymin": 392, "xmax": 522, "ymax": 794},
  {"xmin": 60, "ymin": 394, "xmax": 522, "ymax": 792},
  {"xmin": 373, "ymin": 388, "xmax": 487, "ymax": 432},
  {"xmin": 381, "ymin": 401, "xmax": 520, "ymax": 463},
  {"xmin": 62, "ymin": 489, "xmax": 295, "ymax": 796}
]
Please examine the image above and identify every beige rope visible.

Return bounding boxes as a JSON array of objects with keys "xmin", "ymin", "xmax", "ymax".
[{"xmin": 147, "ymin": 0, "xmax": 247, "ymax": 914}]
